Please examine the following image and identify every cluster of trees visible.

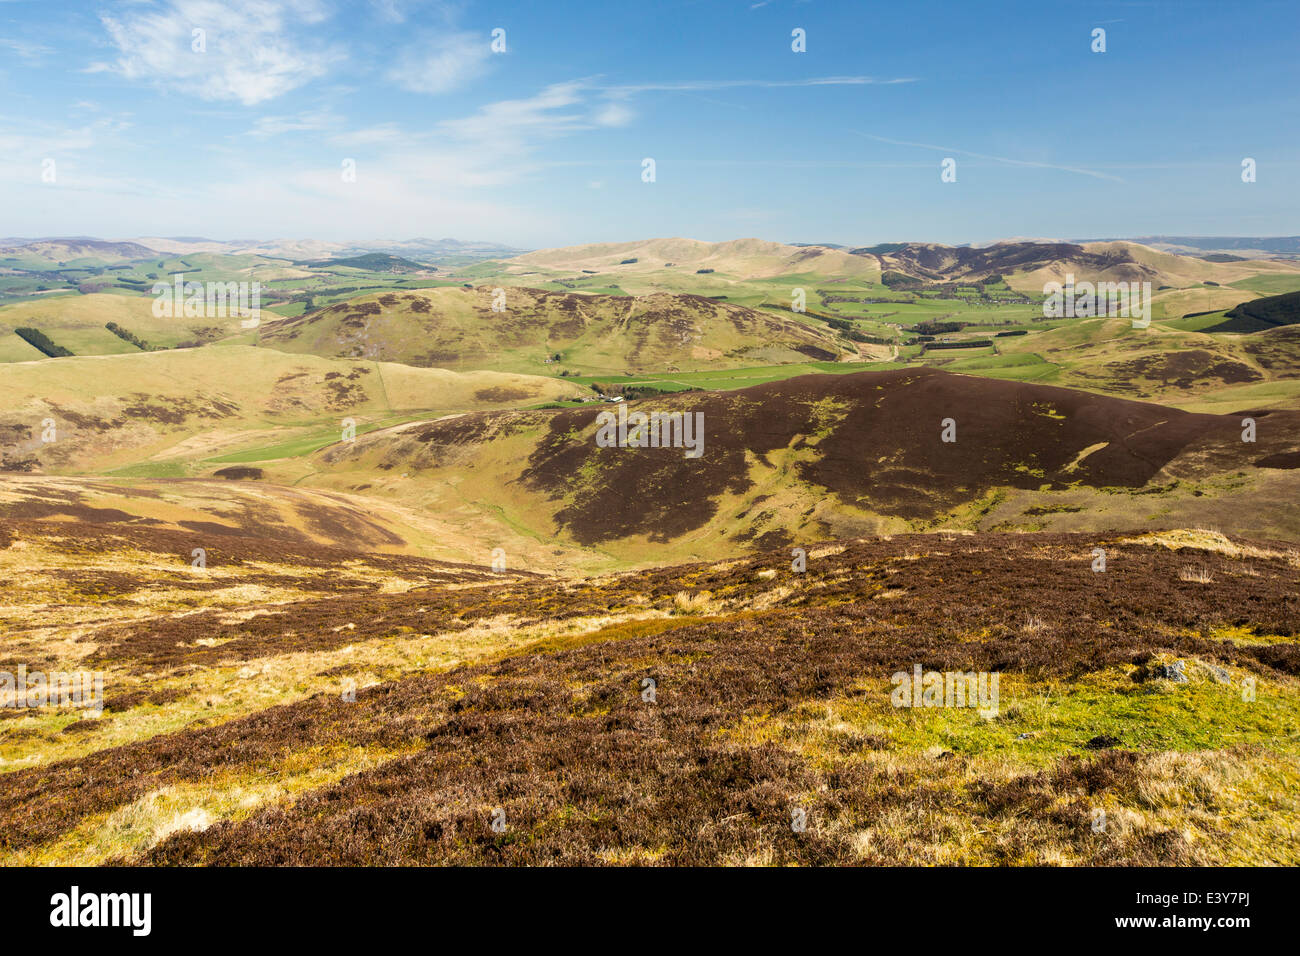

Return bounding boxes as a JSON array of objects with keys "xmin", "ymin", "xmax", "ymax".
[
  {"xmin": 922, "ymin": 339, "xmax": 993, "ymax": 351},
  {"xmin": 821, "ymin": 316, "xmax": 891, "ymax": 344},
  {"xmin": 14, "ymin": 326, "xmax": 73, "ymax": 357},
  {"xmin": 881, "ymin": 270, "xmax": 926, "ymax": 290},
  {"xmin": 587, "ymin": 382, "xmax": 698, "ymax": 400},
  {"xmin": 913, "ymin": 320, "xmax": 965, "ymax": 336},
  {"xmin": 879, "ymin": 271, "xmax": 1031, "ymax": 303},
  {"xmin": 105, "ymin": 321, "xmax": 155, "ymax": 351}
]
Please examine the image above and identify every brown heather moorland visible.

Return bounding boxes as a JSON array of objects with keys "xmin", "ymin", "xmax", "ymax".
[
  {"xmin": 309, "ymin": 367, "xmax": 1300, "ymax": 564},
  {"xmin": 1, "ymin": 518, "xmax": 1297, "ymax": 865}
]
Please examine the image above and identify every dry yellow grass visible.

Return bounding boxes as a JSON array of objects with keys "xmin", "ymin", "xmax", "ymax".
[{"xmin": 1122, "ymin": 528, "xmax": 1300, "ymax": 569}]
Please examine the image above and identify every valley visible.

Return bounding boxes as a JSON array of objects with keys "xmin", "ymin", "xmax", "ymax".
[{"xmin": 3, "ymin": 234, "xmax": 1299, "ymax": 867}]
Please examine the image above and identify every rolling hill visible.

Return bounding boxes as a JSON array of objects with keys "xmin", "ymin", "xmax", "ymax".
[
  {"xmin": 4, "ymin": 237, "xmax": 1300, "ymax": 869},
  {"xmin": 1108, "ymin": 235, "xmax": 1300, "ymax": 258},
  {"xmin": 1204, "ymin": 290, "xmax": 1300, "ymax": 333},
  {"xmin": 296, "ymin": 254, "xmax": 432, "ymax": 274},
  {"xmin": 856, "ymin": 240, "xmax": 1300, "ymax": 295},
  {"xmin": 257, "ymin": 285, "xmax": 850, "ymax": 374},
  {"xmin": 505, "ymin": 237, "xmax": 882, "ymax": 281},
  {"xmin": 978, "ymin": 316, "xmax": 1300, "ymax": 400},
  {"xmin": 0, "ymin": 345, "xmax": 586, "ymax": 476},
  {"xmin": 0, "ymin": 239, "xmax": 157, "ymax": 266},
  {"xmin": 300, "ymin": 367, "xmax": 1300, "ymax": 567},
  {"xmin": 0, "ymin": 293, "xmax": 252, "ymax": 362},
  {"xmin": 500, "ymin": 237, "xmax": 1300, "ymax": 296},
  {"xmin": 484, "ymin": 238, "xmax": 1300, "ymax": 318}
]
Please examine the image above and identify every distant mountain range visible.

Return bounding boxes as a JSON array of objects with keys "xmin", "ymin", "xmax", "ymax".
[
  {"xmin": 0, "ymin": 236, "xmax": 525, "ymax": 262},
  {"xmin": 1080, "ymin": 236, "xmax": 1300, "ymax": 258},
  {"xmin": 5, "ymin": 235, "xmax": 1300, "ymax": 266},
  {"xmin": 503, "ymin": 237, "xmax": 1300, "ymax": 295}
]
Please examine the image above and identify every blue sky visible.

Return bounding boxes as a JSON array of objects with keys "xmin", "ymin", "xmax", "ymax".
[{"xmin": 0, "ymin": 0, "xmax": 1296, "ymax": 248}]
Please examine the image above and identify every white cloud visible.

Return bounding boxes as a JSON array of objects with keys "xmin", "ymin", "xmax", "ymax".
[
  {"xmin": 386, "ymin": 31, "xmax": 490, "ymax": 95},
  {"xmin": 92, "ymin": 0, "xmax": 341, "ymax": 106},
  {"xmin": 593, "ymin": 102, "xmax": 634, "ymax": 127},
  {"xmin": 437, "ymin": 81, "xmax": 588, "ymax": 149},
  {"xmin": 249, "ymin": 109, "xmax": 338, "ymax": 137}
]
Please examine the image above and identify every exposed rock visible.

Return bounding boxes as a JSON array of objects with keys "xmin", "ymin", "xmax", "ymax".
[{"xmin": 1152, "ymin": 659, "xmax": 1189, "ymax": 683}]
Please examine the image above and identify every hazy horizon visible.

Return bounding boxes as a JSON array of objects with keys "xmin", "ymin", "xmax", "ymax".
[{"xmin": 6, "ymin": 233, "xmax": 1300, "ymax": 254}]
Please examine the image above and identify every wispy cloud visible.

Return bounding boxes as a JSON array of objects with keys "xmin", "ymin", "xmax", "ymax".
[
  {"xmin": 329, "ymin": 123, "xmax": 406, "ymax": 146},
  {"xmin": 436, "ymin": 81, "xmax": 591, "ymax": 152},
  {"xmin": 386, "ymin": 31, "xmax": 490, "ymax": 95},
  {"xmin": 855, "ymin": 133, "xmax": 1126, "ymax": 182},
  {"xmin": 370, "ymin": 0, "xmax": 409, "ymax": 23},
  {"xmin": 369, "ymin": 0, "xmax": 454, "ymax": 25},
  {"xmin": 90, "ymin": 0, "xmax": 342, "ymax": 106},
  {"xmin": 605, "ymin": 75, "xmax": 916, "ymax": 96},
  {"xmin": 244, "ymin": 80, "xmax": 624, "ymax": 214},
  {"xmin": 0, "ymin": 114, "xmax": 140, "ymax": 194},
  {"xmin": 592, "ymin": 102, "xmax": 634, "ymax": 127},
  {"xmin": 0, "ymin": 115, "xmax": 131, "ymax": 156},
  {"xmin": 0, "ymin": 36, "xmax": 52, "ymax": 61},
  {"xmin": 249, "ymin": 109, "xmax": 338, "ymax": 138}
]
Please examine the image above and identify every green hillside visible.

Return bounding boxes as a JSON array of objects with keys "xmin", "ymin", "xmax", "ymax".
[
  {"xmin": 1205, "ymin": 290, "xmax": 1300, "ymax": 333},
  {"xmin": 257, "ymin": 285, "xmax": 851, "ymax": 375}
]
